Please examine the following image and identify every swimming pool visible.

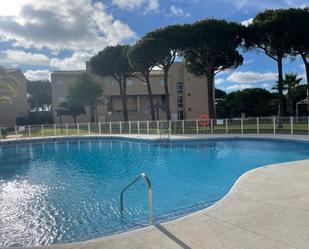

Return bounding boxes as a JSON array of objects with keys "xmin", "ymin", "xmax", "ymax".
[{"xmin": 1, "ymin": 138, "xmax": 309, "ymax": 247}]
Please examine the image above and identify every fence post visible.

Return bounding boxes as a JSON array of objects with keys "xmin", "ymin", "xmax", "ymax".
[
  {"xmin": 119, "ymin": 122, "xmax": 122, "ymax": 134},
  {"xmin": 15, "ymin": 126, "xmax": 18, "ymax": 138},
  {"xmin": 290, "ymin": 117, "xmax": 293, "ymax": 135},
  {"xmin": 54, "ymin": 124, "xmax": 56, "ymax": 136},
  {"xmin": 0, "ymin": 127, "xmax": 1, "ymax": 138},
  {"xmin": 88, "ymin": 123, "xmax": 91, "ymax": 135},
  {"xmin": 28, "ymin": 125, "xmax": 31, "ymax": 137},
  {"xmin": 182, "ymin": 120, "xmax": 185, "ymax": 134},
  {"xmin": 273, "ymin": 117, "xmax": 276, "ymax": 134},
  {"xmin": 42, "ymin": 125, "xmax": 44, "ymax": 137},
  {"xmin": 257, "ymin": 117, "xmax": 260, "ymax": 134},
  {"xmin": 196, "ymin": 120, "xmax": 199, "ymax": 134},
  {"xmin": 157, "ymin": 121, "xmax": 160, "ymax": 134},
  {"xmin": 210, "ymin": 119, "xmax": 213, "ymax": 134},
  {"xmin": 241, "ymin": 118, "xmax": 244, "ymax": 134},
  {"xmin": 77, "ymin": 123, "xmax": 80, "ymax": 136},
  {"xmin": 99, "ymin": 122, "xmax": 101, "ymax": 135},
  {"xmin": 66, "ymin": 124, "xmax": 68, "ymax": 136},
  {"xmin": 146, "ymin": 121, "xmax": 149, "ymax": 134},
  {"xmin": 225, "ymin": 119, "xmax": 228, "ymax": 134},
  {"xmin": 109, "ymin": 122, "xmax": 112, "ymax": 134},
  {"xmin": 169, "ymin": 120, "xmax": 171, "ymax": 135},
  {"xmin": 129, "ymin": 121, "xmax": 131, "ymax": 134},
  {"xmin": 137, "ymin": 121, "xmax": 140, "ymax": 134}
]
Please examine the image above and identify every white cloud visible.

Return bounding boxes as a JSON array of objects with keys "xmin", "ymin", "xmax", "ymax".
[
  {"xmin": 262, "ymin": 83, "xmax": 270, "ymax": 88},
  {"xmin": 0, "ymin": 0, "xmax": 137, "ymax": 72},
  {"xmin": 1, "ymin": 49, "xmax": 50, "ymax": 66},
  {"xmin": 227, "ymin": 71, "xmax": 277, "ymax": 84},
  {"xmin": 0, "ymin": 0, "xmax": 136, "ymax": 53},
  {"xmin": 112, "ymin": 0, "xmax": 144, "ymax": 10},
  {"xmin": 226, "ymin": 0, "xmax": 308, "ymax": 11},
  {"xmin": 169, "ymin": 5, "xmax": 190, "ymax": 17},
  {"xmin": 24, "ymin": 70, "xmax": 51, "ymax": 81},
  {"xmin": 241, "ymin": 18, "xmax": 253, "ymax": 26},
  {"xmin": 147, "ymin": 0, "xmax": 160, "ymax": 12},
  {"xmin": 215, "ymin": 78, "xmax": 225, "ymax": 85},
  {"xmin": 243, "ymin": 59, "xmax": 254, "ymax": 64},
  {"xmin": 227, "ymin": 84, "xmax": 253, "ymax": 91},
  {"xmin": 50, "ymin": 52, "xmax": 92, "ymax": 70},
  {"xmin": 112, "ymin": 0, "xmax": 159, "ymax": 12}
]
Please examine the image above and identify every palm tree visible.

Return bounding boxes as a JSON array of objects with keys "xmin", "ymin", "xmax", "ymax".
[
  {"xmin": 284, "ymin": 74, "xmax": 302, "ymax": 116},
  {"xmin": 0, "ymin": 66, "xmax": 18, "ymax": 104},
  {"xmin": 272, "ymin": 74, "xmax": 302, "ymax": 116}
]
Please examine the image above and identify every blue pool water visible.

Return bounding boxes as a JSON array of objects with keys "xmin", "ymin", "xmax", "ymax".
[{"xmin": 1, "ymin": 138, "xmax": 309, "ymax": 247}]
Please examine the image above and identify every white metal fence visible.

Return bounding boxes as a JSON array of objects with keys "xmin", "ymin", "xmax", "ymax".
[{"xmin": 1, "ymin": 117, "xmax": 309, "ymax": 139}]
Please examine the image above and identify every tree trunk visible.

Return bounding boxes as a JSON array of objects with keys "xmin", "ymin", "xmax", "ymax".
[
  {"xmin": 90, "ymin": 106, "xmax": 95, "ymax": 123},
  {"xmin": 163, "ymin": 69, "xmax": 171, "ymax": 120},
  {"xmin": 94, "ymin": 96, "xmax": 98, "ymax": 123},
  {"xmin": 300, "ymin": 53, "xmax": 309, "ymax": 97},
  {"xmin": 145, "ymin": 72, "xmax": 156, "ymax": 121},
  {"xmin": 206, "ymin": 71, "xmax": 216, "ymax": 119},
  {"xmin": 288, "ymin": 93, "xmax": 294, "ymax": 116},
  {"xmin": 73, "ymin": 115, "xmax": 77, "ymax": 124},
  {"xmin": 122, "ymin": 78, "xmax": 129, "ymax": 121},
  {"xmin": 118, "ymin": 79, "xmax": 129, "ymax": 121},
  {"xmin": 277, "ymin": 56, "xmax": 284, "ymax": 117}
]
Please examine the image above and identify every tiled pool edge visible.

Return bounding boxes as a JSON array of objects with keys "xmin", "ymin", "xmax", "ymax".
[{"xmin": 2, "ymin": 133, "xmax": 309, "ymax": 146}]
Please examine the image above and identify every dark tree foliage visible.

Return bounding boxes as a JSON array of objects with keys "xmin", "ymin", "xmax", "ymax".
[
  {"xmin": 90, "ymin": 45, "xmax": 133, "ymax": 121},
  {"xmin": 27, "ymin": 80, "xmax": 52, "ymax": 111},
  {"xmin": 216, "ymin": 88, "xmax": 278, "ymax": 118},
  {"xmin": 58, "ymin": 101, "xmax": 85, "ymax": 123},
  {"xmin": 245, "ymin": 9, "xmax": 296, "ymax": 117},
  {"xmin": 215, "ymin": 89, "xmax": 227, "ymax": 99},
  {"xmin": 128, "ymin": 38, "xmax": 160, "ymax": 120},
  {"xmin": 183, "ymin": 19, "xmax": 244, "ymax": 118},
  {"xmin": 288, "ymin": 8, "xmax": 309, "ymax": 94},
  {"xmin": 143, "ymin": 24, "xmax": 191, "ymax": 120},
  {"xmin": 67, "ymin": 73, "xmax": 103, "ymax": 123}
]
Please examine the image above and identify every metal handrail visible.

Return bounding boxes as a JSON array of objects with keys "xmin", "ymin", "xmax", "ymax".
[{"xmin": 120, "ymin": 173, "xmax": 153, "ymax": 225}]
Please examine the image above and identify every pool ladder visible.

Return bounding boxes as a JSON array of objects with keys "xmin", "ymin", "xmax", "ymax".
[
  {"xmin": 159, "ymin": 123, "xmax": 171, "ymax": 141},
  {"xmin": 120, "ymin": 173, "xmax": 153, "ymax": 225}
]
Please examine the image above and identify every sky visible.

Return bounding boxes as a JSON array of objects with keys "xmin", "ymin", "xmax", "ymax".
[{"xmin": 0, "ymin": 0, "xmax": 307, "ymax": 92}]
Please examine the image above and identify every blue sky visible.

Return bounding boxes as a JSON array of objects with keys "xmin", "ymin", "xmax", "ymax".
[{"xmin": 0, "ymin": 0, "xmax": 307, "ymax": 92}]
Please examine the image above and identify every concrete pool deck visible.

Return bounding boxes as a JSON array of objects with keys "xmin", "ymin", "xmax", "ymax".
[{"xmin": 13, "ymin": 158, "xmax": 309, "ymax": 249}]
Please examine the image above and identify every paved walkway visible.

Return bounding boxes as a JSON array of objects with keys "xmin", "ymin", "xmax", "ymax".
[{"xmin": 17, "ymin": 159, "xmax": 309, "ymax": 249}]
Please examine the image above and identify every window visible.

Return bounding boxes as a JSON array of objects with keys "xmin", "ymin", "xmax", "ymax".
[
  {"xmin": 178, "ymin": 110, "xmax": 184, "ymax": 120},
  {"xmin": 107, "ymin": 97, "xmax": 113, "ymax": 112},
  {"xmin": 176, "ymin": 82, "xmax": 183, "ymax": 93},
  {"xmin": 177, "ymin": 96, "xmax": 184, "ymax": 108},
  {"xmin": 127, "ymin": 79, "xmax": 133, "ymax": 85},
  {"xmin": 110, "ymin": 79, "xmax": 116, "ymax": 86},
  {"xmin": 56, "ymin": 80, "xmax": 64, "ymax": 86},
  {"xmin": 58, "ymin": 96, "xmax": 65, "ymax": 103},
  {"xmin": 160, "ymin": 79, "xmax": 164, "ymax": 86}
]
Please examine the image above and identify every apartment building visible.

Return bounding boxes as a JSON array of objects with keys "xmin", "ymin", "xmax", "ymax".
[
  {"xmin": 0, "ymin": 69, "xmax": 28, "ymax": 127},
  {"xmin": 51, "ymin": 62, "xmax": 209, "ymax": 123}
]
